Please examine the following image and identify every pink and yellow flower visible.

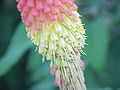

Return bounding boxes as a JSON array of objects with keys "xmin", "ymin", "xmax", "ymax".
[{"xmin": 17, "ymin": 0, "xmax": 87, "ymax": 90}]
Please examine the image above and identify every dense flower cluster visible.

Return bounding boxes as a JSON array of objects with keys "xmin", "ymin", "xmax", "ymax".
[
  {"xmin": 17, "ymin": 0, "xmax": 87, "ymax": 90},
  {"xmin": 17, "ymin": 0, "xmax": 78, "ymax": 31}
]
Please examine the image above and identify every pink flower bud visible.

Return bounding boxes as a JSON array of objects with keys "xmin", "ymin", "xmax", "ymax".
[
  {"xmin": 79, "ymin": 59, "xmax": 85, "ymax": 68},
  {"xmin": 50, "ymin": 65, "xmax": 56, "ymax": 75},
  {"xmin": 55, "ymin": 72, "xmax": 61, "ymax": 86},
  {"xmin": 16, "ymin": 0, "xmax": 78, "ymax": 32},
  {"xmin": 74, "ymin": 50, "xmax": 79, "ymax": 53}
]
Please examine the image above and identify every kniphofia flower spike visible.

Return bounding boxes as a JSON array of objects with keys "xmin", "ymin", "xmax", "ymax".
[{"xmin": 17, "ymin": 0, "xmax": 87, "ymax": 90}]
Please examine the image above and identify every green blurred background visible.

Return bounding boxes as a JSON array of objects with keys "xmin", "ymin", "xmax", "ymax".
[{"xmin": 0, "ymin": 0, "xmax": 120, "ymax": 90}]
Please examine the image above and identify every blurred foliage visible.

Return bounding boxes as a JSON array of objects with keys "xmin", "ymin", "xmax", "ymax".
[{"xmin": 0, "ymin": 0, "xmax": 120, "ymax": 90}]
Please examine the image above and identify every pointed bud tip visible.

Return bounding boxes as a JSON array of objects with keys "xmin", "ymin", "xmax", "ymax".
[
  {"xmin": 55, "ymin": 72, "xmax": 61, "ymax": 86},
  {"xmin": 79, "ymin": 59, "xmax": 85, "ymax": 68},
  {"xmin": 50, "ymin": 65, "xmax": 56, "ymax": 75}
]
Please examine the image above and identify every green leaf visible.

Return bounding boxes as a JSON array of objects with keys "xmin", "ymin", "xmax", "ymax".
[
  {"xmin": 27, "ymin": 61, "xmax": 50, "ymax": 84},
  {"xmin": 0, "ymin": 23, "xmax": 32, "ymax": 77},
  {"xmin": 84, "ymin": 17, "xmax": 109, "ymax": 72},
  {"xmin": 85, "ymin": 68, "xmax": 100, "ymax": 88},
  {"xmin": 88, "ymin": 87, "xmax": 112, "ymax": 90},
  {"xmin": 26, "ymin": 47, "xmax": 54, "ymax": 88},
  {"xmin": 29, "ymin": 76, "xmax": 56, "ymax": 90},
  {"xmin": 26, "ymin": 48, "xmax": 42, "ymax": 73}
]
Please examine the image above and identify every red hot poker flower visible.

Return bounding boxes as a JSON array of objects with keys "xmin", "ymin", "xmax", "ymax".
[{"xmin": 16, "ymin": 0, "xmax": 87, "ymax": 90}]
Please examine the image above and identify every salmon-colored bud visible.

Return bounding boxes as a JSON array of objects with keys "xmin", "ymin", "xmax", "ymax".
[
  {"xmin": 27, "ymin": 0, "xmax": 34, "ymax": 8},
  {"xmin": 16, "ymin": 0, "xmax": 78, "ymax": 32},
  {"xmin": 58, "ymin": 16, "xmax": 64, "ymax": 22},
  {"xmin": 55, "ymin": 72, "xmax": 61, "ymax": 86},
  {"xmin": 50, "ymin": 65, "xmax": 56, "ymax": 75},
  {"xmin": 47, "ymin": 0, "xmax": 53, "ymax": 4},
  {"xmin": 53, "ymin": 0, "xmax": 61, "ymax": 7},
  {"xmin": 74, "ymin": 50, "xmax": 79, "ymax": 53},
  {"xmin": 79, "ymin": 59, "xmax": 85, "ymax": 68}
]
